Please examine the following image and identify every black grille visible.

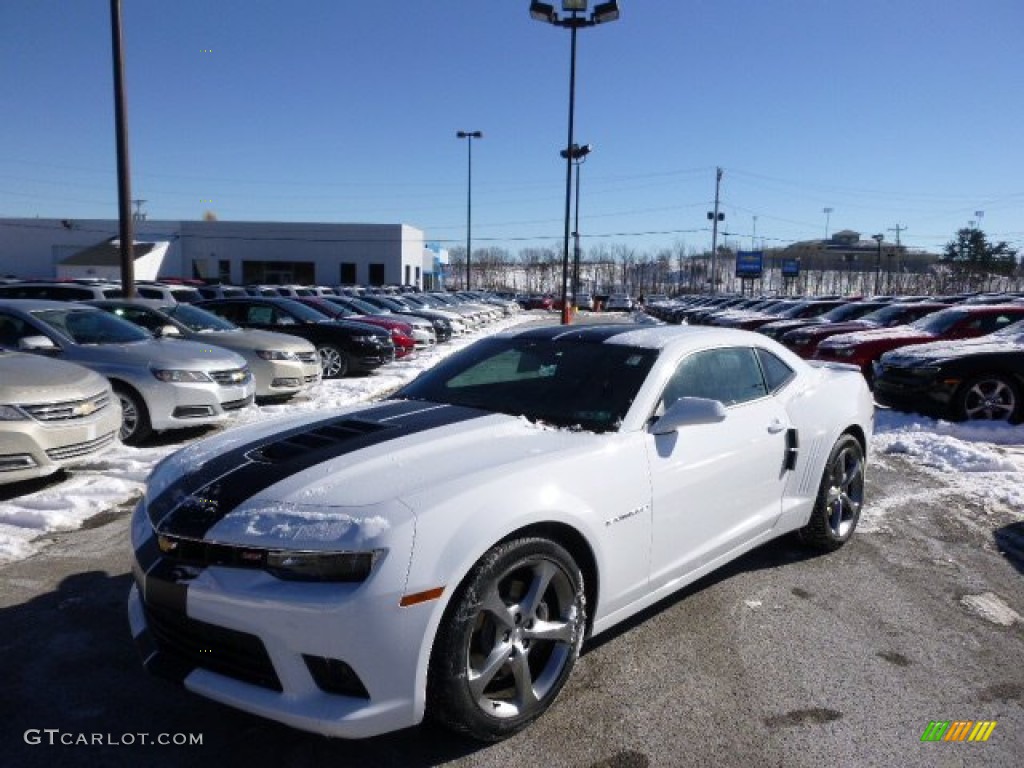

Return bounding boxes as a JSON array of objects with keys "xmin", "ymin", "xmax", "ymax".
[{"xmin": 143, "ymin": 603, "xmax": 282, "ymax": 691}]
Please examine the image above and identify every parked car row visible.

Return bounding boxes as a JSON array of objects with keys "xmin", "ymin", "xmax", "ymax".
[
  {"xmin": 643, "ymin": 292, "xmax": 1024, "ymax": 423},
  {"xmin": 0, "ymin": 287, "xmax": 517, "ymax": 484}
]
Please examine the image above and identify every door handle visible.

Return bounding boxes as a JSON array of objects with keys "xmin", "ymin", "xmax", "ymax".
[{"xmin": 767, "ymin": 419, "xmax": 786, "ymax": 434}]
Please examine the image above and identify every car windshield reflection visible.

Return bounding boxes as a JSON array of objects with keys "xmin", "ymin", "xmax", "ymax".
[
  {"xmin": 395, "ymin": 337, "xmax": 658, "ymax": 432},
  {"xmin": 33, "ymin": 308, "xmax": 151, "ymax": 345}
]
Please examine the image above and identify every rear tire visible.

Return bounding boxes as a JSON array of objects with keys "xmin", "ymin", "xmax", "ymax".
[
  {"xmin": 798, "ymin": 434, "xmax": 864, "ymax": 552},
  {"xmin": 427, "ymin": 537, "xmax": 586, "ymax": 742}
]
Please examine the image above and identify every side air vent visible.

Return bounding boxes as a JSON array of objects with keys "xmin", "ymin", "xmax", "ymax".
[{"xmin": 247, "ymin": 419, "xmax": 391, "ymax": 463}]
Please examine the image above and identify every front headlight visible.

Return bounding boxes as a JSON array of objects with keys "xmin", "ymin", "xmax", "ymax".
[
  {"xmin": 152, "ymin": 369, "xmax": 214, "ymax": 383},
  {"xmin": 0, "ymin": 404, "xmax": 27, "ymax": 420},
  {"xmin": 256, "ymin": 349, "xmax": 298, "ymax": 361},
  {"xmin": 266, "ymin": 549, "xmax": 381, "ymax": 582},
  {"xmin": 352, "ymin": 334, "xmax": 380, "ymax": 343}
]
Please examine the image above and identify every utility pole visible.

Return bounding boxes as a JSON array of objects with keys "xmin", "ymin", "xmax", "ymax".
[
  {"xmin": 887, "ymin": 223, "xmax": 906, "ymax": 248},
  {"xmin": 707, "ymin": 167, "xmax": 724, "ymax": 293},
  {"xmin": 110, "ymin": 0, "xmax": 135, "ymax": 297},
  {"xmin": 131, "ymin": 199, "xmax": 147, "ymax": 222}
]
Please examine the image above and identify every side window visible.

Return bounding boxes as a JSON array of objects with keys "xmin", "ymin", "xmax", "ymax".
[
  {"xmin": 247, "ymin": 305, "xmax": 274, "ymax": 325},
  {"xmin": 756, "ymin": 348, "xmax": 795, "ymax": 393},
  {"xmin": 0, "ymin": 312, "xmax": 29, "ymax": 347},
  {"xmin": 662, "ymin": 347, "xmax": 768, "ymax": 409}
]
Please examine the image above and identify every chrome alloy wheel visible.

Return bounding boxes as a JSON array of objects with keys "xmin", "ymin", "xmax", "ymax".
[
  {"xmin": 317, "ymin": 345, "xmax": 348, "ymax": 379},
  {"xmin": 962, "ymin": 377, "xmax": 1017, "ymax": 421},
  {"xmin": 824, "ymin": 442, "xmax": 864, "ymax": 539},
  {"xmin": 466, "ymin": 557, "xmax": 580, "ymax": 719}
]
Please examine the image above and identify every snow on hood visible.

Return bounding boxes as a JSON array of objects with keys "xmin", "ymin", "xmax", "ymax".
[{"xmin": 884, "ymin": 335, "xmax": 1023, "ymax": 361}]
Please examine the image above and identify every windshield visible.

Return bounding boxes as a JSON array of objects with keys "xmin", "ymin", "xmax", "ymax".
[
  {"xmin": 822, "ymin": 302, "xmax": 885, "ymax": 322},
  {"xmin": 34, "ymin": 308, "xmax": 150, "ymax": 344},
  {"xmin": 396, "ymin": 336, "xmax": 658, "ymax": 432},
  {"xmin": 992, "ymin": 318, "xmax": 1024, "ymax": 338},
  {"xmin": 165, "ymin": 303, "xmax": 239, "ymax": 332},
  {"xmin": 908, "ymin": 308, "xmax": 966, "ymax": 334},
  {"xmin": 274, "ymin": 298, "xmax": 338, "ymax": 322}
]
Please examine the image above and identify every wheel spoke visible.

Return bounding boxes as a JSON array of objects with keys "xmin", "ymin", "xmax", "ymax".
[
  {"xmin": 520, "ymin": 560, "xmax": 558, "ymax": 619},
  {"xmin": 524, "ymin": 618, "xmax": 574, "ymax": 644},
  {"xmin": 509, "ymin": 649, "xmax": 539, "ymax": 711},
  {"xmin": 479, "ymin": 586, "xmax": 516, "ymax": 630},
  {"xmin": 840, "ymin": 456, "xmax": 862, "ymax": 489},
  {"xmin": 468, "ymin": 641, "xmax": 513, "ymax": 701},
  {"xmin": 829, "ymin": 498, "xmax": 843, "ymax": 534}
]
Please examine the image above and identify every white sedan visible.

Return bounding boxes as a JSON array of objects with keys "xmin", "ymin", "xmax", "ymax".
[{"xmin": 129, "ymin": 324, "xmax": 873, "ymax": 741}]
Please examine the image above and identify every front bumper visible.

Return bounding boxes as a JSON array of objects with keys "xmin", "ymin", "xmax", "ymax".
[
  {"xmin": 0, "ymin": 405, "xmax": 120, "ymax": 484},
  {"xmin": 872, "ymin": 365, "xmax": 955, "ymax": 418},
  {"xmin": 128, "ymin": 499, "xmax": 429, "ymax": 739},
  {"xmin": 143, "ymin": 377, "xmax": 256, "ymax": 432}
]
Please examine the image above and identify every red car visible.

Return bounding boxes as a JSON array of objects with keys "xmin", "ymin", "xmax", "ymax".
[
  {"xmin": 294, "ymin": 297, "xmax": 418, "ymax": 358},
  {"xmin": 815, "ymin": 304, "xmax": 1024, "ymax": 380},
  {"xmin": 781, "ymin": 302, "xmax": 951, "ymax": 359}
]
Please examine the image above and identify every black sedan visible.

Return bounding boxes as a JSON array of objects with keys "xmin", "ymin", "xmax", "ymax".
[
  {"xmin": 196, "ymin": 297, "xmax": 394, "ymax": 378},
  {"xmin": 873, "ymin": 320, "xmax": 1024, "ymax": 422}
]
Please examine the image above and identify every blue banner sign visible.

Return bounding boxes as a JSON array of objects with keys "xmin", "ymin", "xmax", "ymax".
[
  {"xmin": 781, "ymin": 258, "xmax": 801, "ymax": 277},
  {"xmin": 735, "ymin": 251, "xmax": 764, "ymax": 278}
]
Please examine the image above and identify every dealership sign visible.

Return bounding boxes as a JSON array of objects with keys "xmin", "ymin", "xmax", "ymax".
[{"xmin": 735, "ymin": 251, "xmax": 763, "ymax": 278}]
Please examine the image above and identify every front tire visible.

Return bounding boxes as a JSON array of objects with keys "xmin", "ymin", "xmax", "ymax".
[
  {"xmin": 114, "ymin": 385, "xmax": 152, "ymax": 445},
  {"xmin": 955, "ymin": 374, "xmax": 1021, "ymax": 422},
  {"xmin": 317, "ymin": 344, "xmax": 349, "ymax": 379},
  {"xmin": 798, "ymin": 434, "xmax": 864, "ymax": 552},
  {"xmin": 427, "ymin": 537, "xmax": 586, "ymax": 742}
]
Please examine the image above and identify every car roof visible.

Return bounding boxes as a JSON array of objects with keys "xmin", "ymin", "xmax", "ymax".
[
  {"xmin": 497, "ymin": 322, "xmax": 789, "ymax": 352},
  {"xmin": 0, "ymin": 298, "xmax": 97, "ymax": 311}
]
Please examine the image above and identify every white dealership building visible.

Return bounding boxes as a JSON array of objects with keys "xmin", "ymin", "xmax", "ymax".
[{"xmin": 0, "ymin": 218, "xmax": 434, "ymax": 288}]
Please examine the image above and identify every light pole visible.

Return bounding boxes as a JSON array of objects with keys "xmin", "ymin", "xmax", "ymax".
[
  {"xmin": 871, "ymin": 233, "xmax": 884, "ymax": 295},
  {"xmin": 530, "ymin": 1, "xmax": 620, "ymax": 324},
  {"xmin": 560, "ymin": 143, "xmax": 592, "ymax": 310},
  {"xmin": 456, "ymin": 130, "xmax": 482, "ymax": 290},
  {"xmin": 823, "ymin": 207, "xmax": 833, "ymax": 241}
]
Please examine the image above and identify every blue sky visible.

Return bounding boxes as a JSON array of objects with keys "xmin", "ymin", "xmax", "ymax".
[{"xmin": 2, "ymin": 0, "xmax": 1022, "ymax": 257}]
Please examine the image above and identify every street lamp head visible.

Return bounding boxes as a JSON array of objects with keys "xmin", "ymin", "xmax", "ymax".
[
  {"xmin": 530, "ymin": 1, "xmax": 557, "ymax": 22},
  {"xmin": 592, "ymin": 1, "xmax": 620, "ymax": 23},
  {"xmin": 560, "ymin": 142, "xmax": 593, "ymax": 159},
  {"xmin": 456, "ymin": 130, "xmax": 483, "ymax": 139},
  {"xmin": 562, "ymin": 0, "xmax": 587, "ymax": 10},
  {"xmin": 871, "ymin": 233, "xmax": 884, "ymax": 244}
]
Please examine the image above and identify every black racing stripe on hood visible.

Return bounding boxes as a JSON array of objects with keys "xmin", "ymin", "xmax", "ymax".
[{"xmin": 147, "ymin": 400, "xmax": 490, "ymax": 539}]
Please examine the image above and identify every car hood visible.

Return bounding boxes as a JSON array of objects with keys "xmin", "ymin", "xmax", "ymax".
[
  {"xmin": 0, "ymin": 351, "xmax": 107, "ymax": 402},
  {"xmin": 883, "ymin": 335, "xmax": 1024, "ymax": 362},
  {"xmin": 144, "ymin": 400, "xmax": 593, "ymax": 549},
  {"xmin": 823, "ymin": 326, "xmax": 932, "ymax": 346},
  {"xmin": 190, "ymin": 328, "xmax": 314, "ymax": 354},
  {"xmin": 64, "ymin": 337, "xmax": 247, "ymax": 368},
  {"xmin": 792, "ymin": 320, "xmax": 875, "ymax": 338}
]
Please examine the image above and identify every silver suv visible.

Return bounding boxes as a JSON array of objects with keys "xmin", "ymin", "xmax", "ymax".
[
  {"xmin": 0, "ymin": 350, "xmax": 122, "ymax": 485},
  {"xmin": 0, "ymin": 300, "xmax": 255, "ymax": 445}
]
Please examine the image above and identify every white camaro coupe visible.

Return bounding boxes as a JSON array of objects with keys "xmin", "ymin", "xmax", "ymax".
[{"xmin": 129, "ymin": 324, "xmax": 873, "ymax": 741}]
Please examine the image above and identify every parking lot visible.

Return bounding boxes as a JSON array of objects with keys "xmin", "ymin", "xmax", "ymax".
[{"xmin": 1, "ymin": 446, "xmax": 1021, "ymax": 767}]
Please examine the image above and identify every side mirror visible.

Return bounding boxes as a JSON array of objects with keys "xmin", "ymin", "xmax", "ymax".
[
  {"xmin": 18, "ymin": 335, "xmax": 59, "ymax": 353},
  {"xmin": 155, "ymin": 324, "xmax": 182, "ymax": 338},
  {"xmin": 650, "ymin": 396, "xmax": 727, "ymax": 435}
]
